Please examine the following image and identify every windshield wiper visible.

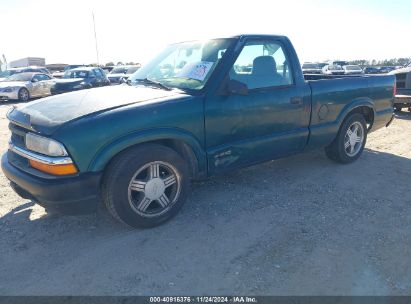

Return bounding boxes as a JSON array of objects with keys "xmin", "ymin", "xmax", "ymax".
[{"xmin": 134, "ymin": 78, "xmax": 172, "ymax": 91}]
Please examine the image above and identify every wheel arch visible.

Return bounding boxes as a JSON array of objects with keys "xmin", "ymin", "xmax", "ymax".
[
  {"xmin": 88, "ymin": 128, "xmax": 207, "ymax": 180},
  {"xmin": 18, "ymin": 87, "xmax": 30, "ymax": 101},
  {"xmin": 337, "ymin": 98, "xmax": 375, "ymax": 131}
]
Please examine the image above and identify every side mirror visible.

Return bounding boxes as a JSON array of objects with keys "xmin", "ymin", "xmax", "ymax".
[
  {"xmin": 120, "ymin": 77, "xmax": 127, "ymax": 84},
  {"xmin": 31, "ymin": 78, "xmax": 39, "ymax": 83},
  {"xmin": 227, "ymin": 79, "xmax": 248, "ymax": 95}
]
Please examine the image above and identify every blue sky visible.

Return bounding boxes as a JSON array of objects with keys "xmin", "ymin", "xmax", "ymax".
[{"xmin": 1, "ymin": 0, "xmax": 410, "ymax": 66}]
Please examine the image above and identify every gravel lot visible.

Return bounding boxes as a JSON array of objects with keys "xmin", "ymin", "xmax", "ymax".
[{"xmin": 0, "ymin": 102, "xmax": 410, "ymax": 296}]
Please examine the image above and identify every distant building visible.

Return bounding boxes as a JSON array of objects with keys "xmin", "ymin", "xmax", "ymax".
[
  {"xmin": 46, "ymin": 63, "xmax": 68, "ymax": 72},
  {"xmin": 9, "ymin": 57, "xmax": 46, "ymax": 68}
]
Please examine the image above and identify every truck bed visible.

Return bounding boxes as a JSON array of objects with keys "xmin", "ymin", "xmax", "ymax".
[{"xmin": 306, "ymin": 74, "xmax": 395, "ymax": 148}]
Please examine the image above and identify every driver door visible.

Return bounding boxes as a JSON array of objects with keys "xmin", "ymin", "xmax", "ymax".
[
  {"xmin": 30, "ymin": 75, "xmax": 43, "ymax": 97},
  {"xmin": 205, "ymin": 38, "xmax": 311, "ymax": 174}
]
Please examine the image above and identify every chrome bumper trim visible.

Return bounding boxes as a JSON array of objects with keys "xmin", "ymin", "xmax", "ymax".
[{"xmin": 9, "ymin": 142, "xmax": 73, "ymax": 165}]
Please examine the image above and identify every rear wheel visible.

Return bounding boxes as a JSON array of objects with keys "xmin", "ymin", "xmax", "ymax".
[
  {"xmin": 18, "ymin": 88, "xmax": 30, "ymax": 102},
  {"xmin": 325, "ymin": 113, "xmax": 367, "ymax": 164},
  {"xmin": 102, "ymin": 144, "xmax": 190, "ymax": 228}
]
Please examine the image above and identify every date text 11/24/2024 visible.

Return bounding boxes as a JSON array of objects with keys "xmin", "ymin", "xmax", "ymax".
[{"xmin": 149, "ymin": 296, "xmax": 257, "ymax": 303}]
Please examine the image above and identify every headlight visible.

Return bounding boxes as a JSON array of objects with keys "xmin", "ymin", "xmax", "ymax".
[
  {"xmin": 3, "ymin": 87, "xmax": 19, "ymax": 92},
  {"xmin": 25, "ymin": 133, "xmax": 68, "ymax": 157}
]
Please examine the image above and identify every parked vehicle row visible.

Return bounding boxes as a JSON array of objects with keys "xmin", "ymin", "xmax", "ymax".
[
  {"xmin": 0, "ymin": 64, "xmax": 141, "ymax": 101},
  {"xmin": 302, "ymin": 62, "xmax": 364, "ymax": 75},
  {"xmin": 302, "ymin": 61, "xmax": 403, "ymax": 76}
]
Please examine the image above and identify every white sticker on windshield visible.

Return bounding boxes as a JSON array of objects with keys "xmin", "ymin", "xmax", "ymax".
[{"xmin": 176, "ymin": 61, "xmax": 214, "ymax": 81}]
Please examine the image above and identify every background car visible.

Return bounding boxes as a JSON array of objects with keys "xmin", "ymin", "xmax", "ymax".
[
  {"xmin": 329, "ymin": 60, "xmax": 350, "ymax": 67},
  {"xmin": 52, "ymin": 64, "xmax": 89, "ymax": 79},
  {"xmin": 107, "ymin": 65, "xmax": 140, "ymax": 84},
  {"xmin": 363, "ymin": 67, "xmax": 380, "ymax": 74},
  {"xmin": 301, "ymin": 62, "xmax": 322, "ymax": 74},
  {"xmin": 343, "ymin": 65, "xmax": 364, "ymax": 75},
  {"xmin": 322, "ymin": 64, "xmax": 345, "ymax": 75},
  {"xmin": 102, "ymin": 66, "xmax": 115, "ymax": 74},
  {"xmin": 50, "ymin": 67, "xmax": 110, "ymax": 95},
  {"xmin": 0, "ymin": 72, "xmax": 54, "ymax": 102},
  {"xmin": 0, "ymin": 66, "xmax": 51, "ymax": 81},
  {"xmin": 379, "ymin": 66, "xmax": 396, "ymax": 74}
]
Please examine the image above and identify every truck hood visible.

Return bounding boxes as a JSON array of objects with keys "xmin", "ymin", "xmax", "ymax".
[{"xmin": 8, "ymin": 85, "xmax": 186, "ymax": 135}]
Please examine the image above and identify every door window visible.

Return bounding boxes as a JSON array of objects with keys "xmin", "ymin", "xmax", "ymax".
[
  {"xmin": 35, "ymin": 74, "xmax": 50, "ymax": 81},
  {"xmin": 94, "ymin": 69, "xmax": 104, "ymax": 79},
  {"xmin": 230, "ymin": 41, "xmax": 293, "ymax": 89}
]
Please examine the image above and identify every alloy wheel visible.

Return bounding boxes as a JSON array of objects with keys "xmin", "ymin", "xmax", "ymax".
[
  {"xmin": 127, "ymin": 161, "xmax": 181, "ymax": 218},
  {"xmin": 344, "ymin": 121, "xmax": 364, "ymax": 157}
]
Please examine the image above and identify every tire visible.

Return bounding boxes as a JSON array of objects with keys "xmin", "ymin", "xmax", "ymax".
[
  {"xmin": 18, "ymin": 88, "xmax": 30, "ymax": 102},
  {"xmin": 325, "ymin": 113, "xmax": 367, "ymax": 164},
  {"xmin": 102, "ymin": 144, "xmax": 190, "ymax": 228}
]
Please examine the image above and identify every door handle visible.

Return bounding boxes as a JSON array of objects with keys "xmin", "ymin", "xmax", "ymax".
[{"xmin": 290, "ymin": 96, "xmax": 303, "ymax": 105}]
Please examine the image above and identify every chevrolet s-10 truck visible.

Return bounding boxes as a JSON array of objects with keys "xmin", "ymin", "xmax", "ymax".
[{"xmin": 1, "ymin": 35, "xmax": 395, "ymax": 228}]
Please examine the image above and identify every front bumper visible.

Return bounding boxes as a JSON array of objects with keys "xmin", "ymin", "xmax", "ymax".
[
  {"xmin": 394, "ymin": 95, "xmax": 411, "ymax": 107},
  {"xmin": 1, "ymin": 153, "xmax": 102, "ymax": 214},
  {"xmin": 0, "ymin": 90, "xmax": 19, "ymax": 100}
]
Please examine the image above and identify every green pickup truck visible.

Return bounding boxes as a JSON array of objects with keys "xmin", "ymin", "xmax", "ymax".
[{"xmin": 2, "ymin": 35, "xmax": 395, "ymax": 228}]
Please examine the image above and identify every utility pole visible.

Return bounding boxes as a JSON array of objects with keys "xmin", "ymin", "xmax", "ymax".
[
  {"xmin": 92, "ymin": 12, "xmax": 100, "ymax": 66},
  {"xmin": 2, "ymin": 54, "xmax": 7, "ymax": 70}
]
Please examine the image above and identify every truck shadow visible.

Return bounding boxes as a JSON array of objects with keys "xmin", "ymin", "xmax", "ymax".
[{"xmin": 0, "ymin": 148, "xmax": 410, "ymax": 294}]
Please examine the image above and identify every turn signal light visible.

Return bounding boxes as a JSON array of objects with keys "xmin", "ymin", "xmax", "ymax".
[{"xmin": 29, "ymin": 160, "xmax": 78, "ymax": 175}]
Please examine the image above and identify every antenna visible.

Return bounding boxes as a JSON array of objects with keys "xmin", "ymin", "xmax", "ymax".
[{"xmin": 92, "ymin": 11, "xmax": 100, "ymax": 65}]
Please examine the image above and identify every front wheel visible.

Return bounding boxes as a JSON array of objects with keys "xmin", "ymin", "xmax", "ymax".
[
  {"xmin": 102, "ymin": 144, "xmax": 190, "ymax": 228},
  {"xmin": 18, "ymin": 88, "xmax": 30, "ymax": 102},
  {"xmin": 325, "ymin": 113, "xmax": 367, "ymax": 164}
]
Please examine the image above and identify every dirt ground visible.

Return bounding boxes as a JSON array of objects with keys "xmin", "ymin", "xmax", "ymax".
[{"xmin": 0, "ymin": 102, "xmax": 410, "ymax": 296}]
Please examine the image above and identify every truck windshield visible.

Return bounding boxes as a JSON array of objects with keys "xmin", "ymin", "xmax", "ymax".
[{"xmin": 129, "ymin": 38, "xmax": 234, "ymax": 90}]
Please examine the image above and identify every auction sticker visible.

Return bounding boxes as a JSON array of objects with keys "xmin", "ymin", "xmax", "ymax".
[{"xmin": 176, "ymin": 61, "xmax": 214, "ymax": 81}]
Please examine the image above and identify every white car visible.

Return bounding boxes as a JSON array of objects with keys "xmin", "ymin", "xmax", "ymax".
[
  {"xmin": 107, "ymin": 65, "xmax": 140, "ymax": 84},
  {"xmin": 322, "ymin": 64, "xmax": 345, "ymax": 75},
  {"xmin": 0, "ymin": 72, "xmax": 54, "ymax": 102},
  {"xmin": 343, "ymin": 65, "xmax": 364, "ymax": 75}
]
